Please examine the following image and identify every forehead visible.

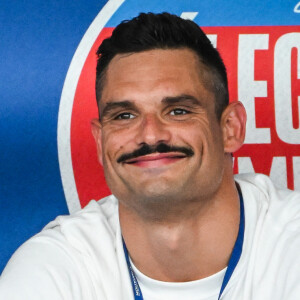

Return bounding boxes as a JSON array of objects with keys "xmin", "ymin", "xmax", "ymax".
[{"xmin": 100, "ymin": 48, "xmax": 214, "ymax": 107}]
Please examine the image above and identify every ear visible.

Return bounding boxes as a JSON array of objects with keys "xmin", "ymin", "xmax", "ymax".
[
  {"xmin": 221, "ymin": 101, "xmax": 247, "ymax": 153},
  {"xmin": 91, "ymin": 118, "xmax": 103, "ymax": 166}
]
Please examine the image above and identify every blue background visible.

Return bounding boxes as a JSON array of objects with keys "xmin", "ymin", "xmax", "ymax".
[
  {"xmin": 107, "ymin": 0, "xmax": 299, "ymax": 27},
  {"xmin": 0, "ymin": 0, "xmax": 108, "ymax": 272},
  {"xmin": 0, "ymin": 0, "xmax": 299, "ymax": 273}
]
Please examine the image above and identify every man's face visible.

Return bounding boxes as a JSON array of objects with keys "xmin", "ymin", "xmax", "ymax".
[{"xmin": 93, "ymin": 49, "xmax": 226, "ymax": 215}]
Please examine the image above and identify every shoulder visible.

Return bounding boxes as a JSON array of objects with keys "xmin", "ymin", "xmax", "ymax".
[
  {"xmin": 235, "ymin": 173, "xmax": 300, "ymax": 229},
  {"xmin": 0, "ymin": 195, "xmax": 120, "ymax": 300},
  {"xmin": 235, "ymin": 173, "xmax": 300, "ymax": 262},
  {"xmin": 44, "ymin": 195, "xmax": 119, "ymax": 242},
  {"xmin": 231, "ymin": 174, "xmax": 300, "ymax": 298},
  {"xmin": 38, "ymin": 195, "xmax": 120, "ymax": 255}
]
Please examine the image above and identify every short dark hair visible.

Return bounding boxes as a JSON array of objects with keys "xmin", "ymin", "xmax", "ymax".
[{"xmin": 96, "ymin": 12, "xmax": 229, "ymax": 119}]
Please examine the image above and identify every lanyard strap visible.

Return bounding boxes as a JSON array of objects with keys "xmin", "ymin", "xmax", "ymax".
[
  {"xmin": 123, "ymin": 186, "xmax": 245, "ymax": 300},
  {"xmin": 123, "ymin": 238, "xmax": 144, "ymax": 299},
  {"xmin": 218, "ymin": 185, "xmax": 244, "ymax": 298}
]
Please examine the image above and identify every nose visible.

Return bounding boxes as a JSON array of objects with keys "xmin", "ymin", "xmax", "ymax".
[{"xmin": 136, "ymin": 114, "xmax": 172, "ymax": 146}]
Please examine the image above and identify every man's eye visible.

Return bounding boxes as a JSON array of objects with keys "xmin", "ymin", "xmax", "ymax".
[
  {"xmin": 170, "ymin": 109, "xmax": 189, "ymax": 116},
  {"xmin": 115, "ymin": 112, "xmax": 135, "ymax": 120}
]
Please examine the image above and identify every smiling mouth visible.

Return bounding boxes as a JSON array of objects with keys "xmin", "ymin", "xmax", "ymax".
[{"xmin": 123, "ymin": 152, "xmax": 188, "ymax": 167}]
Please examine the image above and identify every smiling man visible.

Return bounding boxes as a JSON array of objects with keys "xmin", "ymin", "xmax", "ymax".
[
  {"xmin": 92, "ymin": 48, "xmax": 234, "ymax": 221},
  {"xmin": 1, "ymin": 12, "xmax": 300, "ymax": 300}
]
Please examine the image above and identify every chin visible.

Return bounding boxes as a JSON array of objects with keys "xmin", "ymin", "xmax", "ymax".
[{"xmin": 136, "ymin": 184, "xmax": 187, "ymax": 206}]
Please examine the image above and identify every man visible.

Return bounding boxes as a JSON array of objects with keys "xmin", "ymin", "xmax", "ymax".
[{"xmin": 0, "ymin": 12, "xmax": 299, "ymax": 300}]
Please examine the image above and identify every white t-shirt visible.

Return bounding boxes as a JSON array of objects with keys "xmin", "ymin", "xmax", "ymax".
[
  {"xmin": 0, "ymin": 174, "xmax": 300, "ymax": 300},
  {"xmin": 130, "ymin": 257, "xmax": 227, "ymax": 300}
]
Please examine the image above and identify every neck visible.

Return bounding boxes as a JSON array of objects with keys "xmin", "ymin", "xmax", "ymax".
[{"xmin": 119, "ymin": 167, "xmax": 240, "ymax": 282}]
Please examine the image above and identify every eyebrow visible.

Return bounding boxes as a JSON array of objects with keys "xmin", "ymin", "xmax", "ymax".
[
  {"xmin": 100, "ymin": 100, "xmax": 137, "ymax": 120},
  {"xmin": 161, "ymin": 94, "xmax": 202, "ymax": 106}
]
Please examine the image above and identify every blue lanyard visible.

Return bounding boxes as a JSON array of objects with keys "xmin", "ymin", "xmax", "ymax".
[{"xmin": 123, "ymin": 186, "xmax": 245, "ymax": 300}]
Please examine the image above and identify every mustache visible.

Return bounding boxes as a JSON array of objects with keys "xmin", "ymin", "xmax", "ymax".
[{"xmin": 117, "ymin": 143, "xmax": 194, "ymax": 163}]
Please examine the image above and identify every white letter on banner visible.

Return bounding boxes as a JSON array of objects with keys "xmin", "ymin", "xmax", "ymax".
[
  {"xmin": 180, "ymin": 12, "xmax": 198, "ymax": 21},
  {"xmin": 293, "ymin": 157, "xmax": 300, "ymax": 190},
  {"xmin": 238, "ymin": 157, "xmax": 255, "ymax": 173},
  {"xmin": 269, "ymin": 157, "xmax": 287, "ymax": 189},
  {"xmin": 238, "ymin": 34, "xmax": 271, "ymax": 144},
  {"xmin": 274, "ymin": 33, "xmax": 300, "ymax": 144},
  {"xmin": 207, "ymin": 35, "xmax": 217, "ymax": 48}
]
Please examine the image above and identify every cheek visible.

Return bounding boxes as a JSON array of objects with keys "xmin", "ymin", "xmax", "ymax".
[
  {"xmin": 175, "ymin": 120, "xmax": 209, "ymax": 145},
  {"xmin": 102, "ymin": 127, "xmax": 135, "ymax": 160},
  {"xmin": 181, "ymin": 121, "xmax": 223, "ymax": 157}
]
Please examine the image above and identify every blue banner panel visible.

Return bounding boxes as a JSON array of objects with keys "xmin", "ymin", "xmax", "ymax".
[
  {"xmin": 0, "ymin": 0, "xmax": 108, "ymax": 272},
  {"xmin": 106, "ymin": 0, "xmax": 300, "ymax": 26}
]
